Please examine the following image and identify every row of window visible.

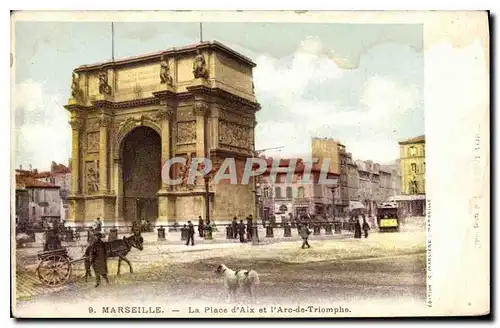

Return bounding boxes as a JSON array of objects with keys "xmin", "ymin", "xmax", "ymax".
[
  {"xmin": 409, "ymin": 146, "xmax": 425, "ymax": 157},
  {"xmin": 410, "ymin": 162, "xmax": 426, "ymax": 174},
  {"xmin": 263, "ymin": 186, "xmax": 306, "ymax": 199}
]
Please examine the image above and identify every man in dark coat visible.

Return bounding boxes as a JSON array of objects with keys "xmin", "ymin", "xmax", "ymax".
[
  {"xmin": 354, "ymin": 217, "xmax": 362, "ymax": 239},
  {"xmin": 186, "ymin": 220, "xmax": 195, "ymax": 246},
  {"xmin": 362, "ymin": 216, "xmax": 370, "ymax": 238},
  {"xmin": 198, "ymin": 216, "xmax": 205, "ymax": 238},
  {"xmin": 238, "ymin": 220, "xmax": 246, "ymax": 243},
  {"xmin": 246, "ymin": 215, "xmax": 253, "ymax": 241},
  {"xmin": 90, "ymin": 232, "xmax": 109, "ymax": 287},
  {"xmin": 231, "ymin": 217, "xmax": 238, "ymax": 239},
  {"xmin": 299, "ymin": 223, "xmax": 311, "ymax": 249}
]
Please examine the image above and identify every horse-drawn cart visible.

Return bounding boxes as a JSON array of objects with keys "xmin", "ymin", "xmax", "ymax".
[{"xmin": 36, "ymin": 248, "xmax": 87, "ymax": 287}]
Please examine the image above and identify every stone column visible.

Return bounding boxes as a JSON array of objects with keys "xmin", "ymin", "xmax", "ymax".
[
  {"xmin": 194, "ymin": 101, "xmax": 210, "ymax": 187},
  {"xmin": 98, "ymin": 114, "xmax": 111, "ymax": 193},
  {"xmin": 69, "ymin": 118, "xmax": 84, "ymax": 194},
  {"xmin": 156, "ymin": 105, "xmax": 175, "ymax": 227},
  {"xmin": 114, "ymin": 159, "xmax": 123, "ymax": 220},
  {"xmin": 158, "ymin": 105, "xmax": 175, "ymax": 191}
]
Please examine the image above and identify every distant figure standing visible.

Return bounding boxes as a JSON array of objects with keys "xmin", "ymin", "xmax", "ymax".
[
  {"xmin": 246, "ymin": 215, "xmax": 253, "ymax": 241},
  {"xmin": 94, "ymin": 217, "xmax": 102, "ymax": 233},
  {"xmin": 186, "ymin": 221, "xmax": 195, "ymax": 246},
  {"xmin": 354, "ymin": 217, "xmax": 362, "ymax": 239},
  {"xmin": 299, "ymin": 223, "xmax": 311, "ymax": 249},
  {"xmin": 198, "ymin": 216, "xmax": 205, "ymax": 238},
  {"xmin": 238, "ymin": 220, "xmax": 246, "ymax": 243},
  {"xmin": 231, "ymin": 217, "xmax": 238, "ymax": 239},
  {"xmin": 362, "ymin": 217, "xmax": 370, "ymax": 238},
  {"xmin": 90, "ymin": 232, "xmax": 109, "ymax": 288}
]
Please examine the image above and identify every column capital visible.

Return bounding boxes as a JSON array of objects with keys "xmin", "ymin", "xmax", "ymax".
[
  {"xmin": 99, "ymin": 114, "xmax": 112, "ymax": 128},
  {"xmin": 193, "ymin": 101, "xmax": 210, "ymax": 117},
  {"xmin": 155, "ymin": 107, "xmax": 175, "ymax": 121},
  {"xmin": 69, "ymin": 118, "xmax": 84, "ymax": 131}
]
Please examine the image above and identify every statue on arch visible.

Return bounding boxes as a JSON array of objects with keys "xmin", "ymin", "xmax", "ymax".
[
  {"xmin": 71, "ymin": 71, "xmax": 83, "ymax": 101},
  {"xmin": 98, "ymin": 68, "xmax": 112, "ymax": 95},
  {"xmin": 192, "ymin": 49, "xmax": 208, "ymax": 79},
  {"xmin": 159, "ymin": 55, "xmax": 173, "ymax": 86}
]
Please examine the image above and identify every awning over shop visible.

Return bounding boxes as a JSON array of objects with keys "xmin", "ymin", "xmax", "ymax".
[
  {"xmin": 388, "ymin": 194, "xmax": 426, "ymax": 201},
  {"xmin": 349, "ymin": 201, "xmax": 365, "ymax": 210}
]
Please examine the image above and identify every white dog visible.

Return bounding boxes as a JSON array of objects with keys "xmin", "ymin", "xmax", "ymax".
[{"xmin": 215, "ymin": 264, "xmax": 260, "ymax": 303}]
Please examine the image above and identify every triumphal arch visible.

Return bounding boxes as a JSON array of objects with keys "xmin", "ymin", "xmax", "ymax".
[{"xmin": 64, "ymin": 41, "xmax": 260, "ymax": 227}]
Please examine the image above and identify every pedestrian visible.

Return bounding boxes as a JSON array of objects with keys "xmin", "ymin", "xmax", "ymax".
[
  {"xmin": 238, "ymin": 220, "xmax": 246, "ymax": 243},
  {"xmin": 186, "ymin": 221, "xmax": 195, "ymax": 246},
  {"xmin": 354, "ymin": 217, "xmax": 362, "ymax": 239},
  {"xmin": 231, "ymin": 217, "xmax": 238, "ymax": 239},
  {"xmin": 299, "ymin": 223, "xmax": 311, "ymax": 249},
  {"xmin": 198, "ymin": 216, "xmax": 205, "ymax": 238},
  {"xmin": 90, "ymin": 232, "xmax": 109, "ymax": 288},
  {"xmin": 362, "ymin": 216, "xmax": 370, "ymax": 238},
  {"xmin": 246, "ymin": 215, "xmax": 253, "ymax": 240},
  {"xmin": 94, "ymin": 217, "xmax": 102, "ymax": 233}
]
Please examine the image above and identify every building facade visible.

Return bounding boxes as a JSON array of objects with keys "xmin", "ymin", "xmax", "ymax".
[
  {"xmin": 65, "ymin": 41, "xmax": 260, "ymax": 227},
  {"xmin": 260, "ymin": 158, "xmax": 339, "ymax": 222},
  {"xmin": 15, "ymin": 171, "xmax": 63, "ymax": 227},
  {"xmin": 391, "ymin": 135, "xmax": 426, "ymax": 217},
  {"xmin": 399, "ymin": 135, "xmax": 426, "ymax": 195}
]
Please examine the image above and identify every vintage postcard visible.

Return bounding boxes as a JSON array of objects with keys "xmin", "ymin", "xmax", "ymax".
[{"xmin": 11, "ymin": 10, "xmax": 490, "ymax": 318}]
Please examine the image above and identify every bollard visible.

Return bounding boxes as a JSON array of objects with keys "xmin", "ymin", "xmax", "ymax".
[
  {"xmin": 334, "ymin": 222, "xmax": 342, "ymax": 234},
  {"xmin": 283, "ymin": 223, "xmax": 292, "ymax": 237},
  {"xmin": 181, "ymin": 226, "xmax": 188, "ymax": 241},
  {"xmin": 109, "ymin": 227, "xmax": 118, "ymax": 241},
  {"xmin": 65, "ymin": 229, "xmax": 74, "ymax": 242},
  {"xmin": 204, "ymin": 226, "xmax": 213, "ymax": 240},
  {"xmin": 325, "ymin": 223, "xmax": 333, "ymax": 235},
  {"xmin": 313, "ymin": 224, "xmax": 321, "ymax": 235},
  {"xmin": 169, "ymin": 221, "xmax": 178, "ymax": 232},
  {"xmin": 157, "ymin": 226, "xmax": 166, "ymax": 241},
  {"xmin": 226, "ymin": 225, "xmax": 232, "ymax": 239},
  {"xmin": 266, "ymin": 226, "xmax": 274, "ymax": 238}
]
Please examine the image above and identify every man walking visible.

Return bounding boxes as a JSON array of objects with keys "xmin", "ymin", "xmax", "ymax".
[
  {"xmin": 186, "ymin": 220, "xmax": 195, "ymax": 246},
  {"xmin": 299, "ymin": 223, "xmax": 312, "ymax": 249},
  {"xmin": 246, "ymin": 215, "xmax": 253, "ymax": 241},
  {"xmin": 231, "ymin": 217, "xmax": 238, "ymax": 239},
  {"xmin": 90, "ymin": 232, "xmax": 109, "ymax": 288},
  {"xmin": 238, "ymin": 220, "xmax": 246, "ymax": 243},
  {"xmin": 198, "ymin": 216, "xmax": 205, "ymax": 238}
]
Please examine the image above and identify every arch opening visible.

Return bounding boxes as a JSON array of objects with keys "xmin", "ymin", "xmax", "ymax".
[{"xmin": 121, "ymin": 126, "xmax": 162, "ymax": 224}]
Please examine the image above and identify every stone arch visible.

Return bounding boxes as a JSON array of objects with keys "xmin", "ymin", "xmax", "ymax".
[{"xmin": 113, "ymin": 117, "xmax": 161, "ymax": 160}]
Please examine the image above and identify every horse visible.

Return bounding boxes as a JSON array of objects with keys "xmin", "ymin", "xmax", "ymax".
[{"xmin": 84, "ymin": 233, "xmax": 144, "ymax": 281}]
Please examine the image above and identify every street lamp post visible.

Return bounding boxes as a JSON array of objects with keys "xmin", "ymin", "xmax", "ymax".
[
  {"xmin": 330, "ymin": 186, "xmax": 336, "ymax": 219},
  {"xmin": 204, "ymin": 176, "xmax": 210, "ymax": 223},
  {"xmin": 252, "ymin": 181, "xmax": 261, "ymax": 245}
]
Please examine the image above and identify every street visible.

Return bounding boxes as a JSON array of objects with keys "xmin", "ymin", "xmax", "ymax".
[{"xmin": 14, "ymin": 219, "xmax": 426, "ymax": 318}]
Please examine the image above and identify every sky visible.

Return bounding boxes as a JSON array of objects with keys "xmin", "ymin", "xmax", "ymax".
[{"xmin": 13, "ymin": 22, "xmax": 424, "ymax": 171}]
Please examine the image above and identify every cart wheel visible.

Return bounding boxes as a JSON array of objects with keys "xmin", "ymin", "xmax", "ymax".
[{"xmin": 36, "ymin": 254, "xmax": 72, "ymax": 287}]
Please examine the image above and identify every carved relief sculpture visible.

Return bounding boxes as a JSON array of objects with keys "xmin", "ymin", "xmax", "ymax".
[
  {"xmin": 87, "ymin": 132, "xmax": 99, "ymax": 153},
  {"xmin": 218, "ymin": 121, "xmax": 252, "ymax": 149},
  {"xmin": 160, "ymin": 55, "xmax": 173, "ymax": 85},
  {"xmin": 98, "ymin": 68, "xmax": 112, "ymax": 95},
  {"xmin": 71, "ymin": 71, "xmax": 83, "ymax": 102},
  {"xmin": 192, "ymin": 49, "xmax": 209, "ymax": 79},
  {"xmin": 133, "ymin": 84, "xmax": 143, "ymax": 99},
  {"xmin": 177, "ymin": 153, "xmax": 196, "ymax": 190},
  {"xmin": 87, "ymin": 163, "xmax": 100, "ymax": 194},
  {"xmin": 177, "ymin": 121, "xmax": 196, "ymax": 144}
]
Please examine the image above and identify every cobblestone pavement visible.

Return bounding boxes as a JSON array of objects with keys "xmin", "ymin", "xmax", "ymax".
[
  {"xmin": 14, "ymin": 219, "xmax": 425, "ymax": 309},
  {"xmin": 14, "ymin": 252, "xmax": 426, "ymax": 318}
]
